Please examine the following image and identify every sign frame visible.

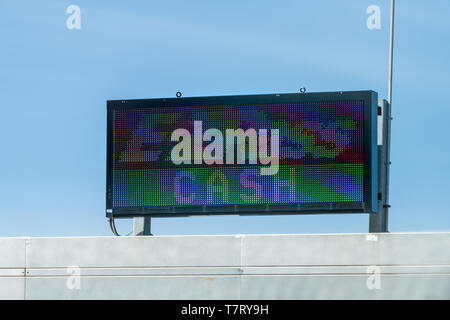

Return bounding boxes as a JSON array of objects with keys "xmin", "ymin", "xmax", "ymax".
[{"xmin": 106, "ymin": 90, "xmax": 378, "ymax": 218}]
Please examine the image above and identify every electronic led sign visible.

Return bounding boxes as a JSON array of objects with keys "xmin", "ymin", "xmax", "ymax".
[{"xmin": 106, "ymin": 91, "xmax": 377, "ymax": 217}]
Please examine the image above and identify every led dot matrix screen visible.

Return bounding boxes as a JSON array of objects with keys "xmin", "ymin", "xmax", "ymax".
[{"xmin": 106, "ymin": 91, "xmax": 378, "ymax": 217}]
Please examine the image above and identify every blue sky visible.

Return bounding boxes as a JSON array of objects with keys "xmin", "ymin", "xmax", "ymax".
[{"xmin": 1, "ymin": 0, "xmax": 449, "ymax": 236}]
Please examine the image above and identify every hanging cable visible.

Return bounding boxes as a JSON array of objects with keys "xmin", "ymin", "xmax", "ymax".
[{"xmin": 109, "ymin": 215, "xmax": 121, "ymax": 236}]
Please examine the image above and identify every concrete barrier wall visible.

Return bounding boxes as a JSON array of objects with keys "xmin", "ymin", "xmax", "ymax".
[
  {"xmin": 0, "ymin": 232, "xmax": 449, "ymax": 299},
  {"xmin": 0, "ymin": 238, "xmax": 25, "ymax": 300}
]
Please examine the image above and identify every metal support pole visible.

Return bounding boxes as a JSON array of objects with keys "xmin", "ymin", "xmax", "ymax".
[
  {"xmin": 369, "ymin": 0, "xmax": 395, "ymax": 232},
  {"xmin": 370, "ymin": 100, "xmax": 389, "ymax": 232},
  {"xmin": 133, "ymin": 217, "xmax": 152, "ymax": 236},
  {"xmin": 388, "ymin": 0, "xmax": 395, "ymax": 106},
  {"xmin": 384, "ymin": 0, "xmax": 395, "ymax": 231}
]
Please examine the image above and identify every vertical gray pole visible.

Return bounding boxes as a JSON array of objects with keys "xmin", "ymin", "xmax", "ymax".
[
  {"xmin": 370, "ymin": 100, "xmax": 389, "ymax": 232},
  {"xmin": 384, "ymin": 0, "xmax": 395, "ymax": 231},
  {"xmin": 133, "ymin": 217, "xmax": 152, "ymax": 236},
  {"xmin": 388, "ymin": 0, "xmax": 395, "ymax": 106},
  {"xmin": 370, "ymin": 0, "xmax": 394, "ymax": 233}
]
